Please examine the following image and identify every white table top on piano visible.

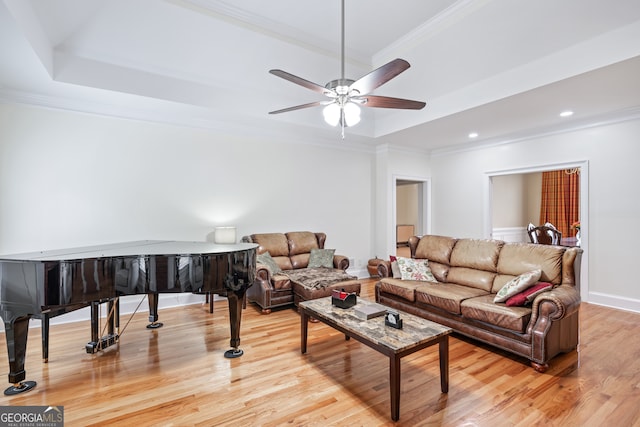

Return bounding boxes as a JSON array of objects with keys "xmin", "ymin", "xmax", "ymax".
[{"xmin": 0, "ymin": 240, "xmax": 257, "ymax": 261}]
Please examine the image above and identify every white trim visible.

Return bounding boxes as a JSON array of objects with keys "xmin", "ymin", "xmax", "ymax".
[
  {"xmin": 484, "ymin": 161, "xmax": 589, "ymax": 302},
  {"xmin": 0, "ymin": 293, "xmax": 211, "ymax": 332},
  {"xmin": 588, "ymin": 292, "xmax": 640, "ymax": 314},
  {"xmin": 432, "ymin": 106, "xmax": 640, "ymax": 158}
]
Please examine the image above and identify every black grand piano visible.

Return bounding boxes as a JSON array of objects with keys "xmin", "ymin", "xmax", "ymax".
[{"xmin": 0, "ymin": 240, "xmax": 257, "ymax": 395}]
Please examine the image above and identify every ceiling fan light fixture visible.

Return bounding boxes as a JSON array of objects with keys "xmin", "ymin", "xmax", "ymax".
[
  {"xmin": 268, "ymin": 0, "xmax": 425, "ymax": 138},
  {"xmin": 323, "ymin": 102, "xmax": 341, "ymax": 126},
  {"xmin": 343, "ymin": 101, "xmax": 361, "ymax": 126}
]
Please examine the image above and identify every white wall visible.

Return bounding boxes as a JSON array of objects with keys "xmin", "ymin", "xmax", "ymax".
[
  {"xmin": 0, "ymin": 103, "xmax": 375, "ymax": 326},
  {"xmin": 426, "ymin": 117, "xmax": 640, "ymax": 312}
]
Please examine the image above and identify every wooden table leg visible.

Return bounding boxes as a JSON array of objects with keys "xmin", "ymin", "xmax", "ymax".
[
  {"xmin": 301, "ymin": 309, "xmax": 309, "ymax": 354},
  {"xmin": 390, "ymin": 354, "xmax": 401, "ymax": 421},
  {"xmin": 439, "ymin": 336, "xmax": 449, "ymax": 393}
]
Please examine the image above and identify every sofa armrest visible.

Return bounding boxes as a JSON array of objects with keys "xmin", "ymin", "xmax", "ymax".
[
  {"xmin": 256, "ymin": 263, "xmax": 272, "ymax": 283},
  {"xmin": 528, "ymin": 284, "xmax": 581, "ymax": 367},
  {"xmin": 528, "ymin": 285, "xmax": 580, "ymax": 334},
  {"xmin": 377, "ymin": 260, "xmax": 392, "ymax": 277},
  {"xmin": 333, "ymin": 255, "xmax": 350, "ymax": 271}
]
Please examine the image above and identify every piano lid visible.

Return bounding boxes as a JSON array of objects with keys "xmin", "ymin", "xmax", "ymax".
[{"xmin": 0, "ymin": 240, "xmax": 257, "ymax": 262}]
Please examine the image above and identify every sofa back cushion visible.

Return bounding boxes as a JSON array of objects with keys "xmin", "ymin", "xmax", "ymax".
[
  {"xmin": 250, "ymin": 233, "xmax": 293, "ymax": 270},
  {"xmin": 411, "ymin": 235, "xmax": 456, "ymax": 282},
  {"xmin": 450, "ymin": 239, "xmax": 503, "ymax": 271},
  {"xmin": 493, "ymin": 243, "xmax": 565, "ymax": 292},
  {"xmin": 287, "ymin": 231, "xmax": 322, "ymax": 256},
  {"xmin": 413, "ymin": 235, "xmax": 457, "ymax": 264},
  {"xmin": 447, "ymin": 239, "xmax": 503, "ymax": 292}
]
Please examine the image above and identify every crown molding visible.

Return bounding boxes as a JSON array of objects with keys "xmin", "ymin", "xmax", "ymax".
[
  {"xmin": 373, "ymin": 0, "xmax": 481, "ymax": 64},
  {"xmin": 169, "ymin": 0, "xmax": 370, "ymax": 67},
  {"xmin": 430, "ymin": 105, "xmax": 640, "ymax": 157},
  {"xmin": 0, "ymin": 87, "xmax": 377, "ymax": 153}
]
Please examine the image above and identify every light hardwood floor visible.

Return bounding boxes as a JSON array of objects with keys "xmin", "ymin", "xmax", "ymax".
[{"xmin": 1, "ymin": 278, "xmax": 639, "ymax": 426}]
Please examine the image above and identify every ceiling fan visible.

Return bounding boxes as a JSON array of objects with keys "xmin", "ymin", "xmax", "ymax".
[{"xmin": 268, "ymin": 0, "xmax": 426, "ymax": 138}]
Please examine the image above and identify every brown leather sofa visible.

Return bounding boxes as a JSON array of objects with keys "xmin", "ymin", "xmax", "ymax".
[
  {"xmin": 241, "ymin": 231, "xmax": 359, "ymax": 313},
  {"xmin": 376, "ymin": 235, "xmax": 582, "ymax": 372}
]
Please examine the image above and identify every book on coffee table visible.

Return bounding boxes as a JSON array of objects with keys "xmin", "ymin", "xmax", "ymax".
[{"xmin": 354, "ymin": 302, "xmax": 388, "ymax": 320}]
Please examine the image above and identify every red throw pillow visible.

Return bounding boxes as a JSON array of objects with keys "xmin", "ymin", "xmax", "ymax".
[
  {"xmin": 390, "ymin": 255, "xmax": 397, "ymax": 262},
  {"xmin": 505, "ymin": 282, "xmax": 553, "ymax": 307}
]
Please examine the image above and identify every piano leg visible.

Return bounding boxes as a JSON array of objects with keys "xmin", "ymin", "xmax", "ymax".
[
  {"xmin": 41, "ymin": 312, "xmax": 50, "ymax": 363},
  {"xmin": 146, "ymin": 293, "xmax": 163, "ymax": 329},
  {"xmin": 85, "ymin": 300, "xmax": 120, "ymax": 353},
  {"xmin": 3, "ymin": 316, "xmax": 37, "ymax": 395},
  {"xmin": 224, "ymin": 291, "xmax": 245, "ymax": 359}
]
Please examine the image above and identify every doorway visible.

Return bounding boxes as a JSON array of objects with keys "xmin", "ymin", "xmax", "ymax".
[
  {"xmin": 485, "ymin": 161, "xmax": 588, "ymax": 300},
  {"xmin": 393, "ymin": 176, "xmax": 431, "ymax": 258}
]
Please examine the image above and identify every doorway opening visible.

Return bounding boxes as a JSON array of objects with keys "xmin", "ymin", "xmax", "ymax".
[
  {"xmin": 393, "ymin": 176, "xmax": 431, "ymax": 258},
  {"xmin": 485, "ymin": 161, "xmax": 588, "ymax": 300}
]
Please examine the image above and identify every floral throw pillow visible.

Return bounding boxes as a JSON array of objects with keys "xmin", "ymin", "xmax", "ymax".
[
  {"xmin": 256, "ymin": 251, "xmax": 282, "ymax": 274},
  {"xmin": 494, "ymin": 269, "xmax": 542, "ymax": 303},
  {"xmin": 308, "ymin": 248, "xmax": 335, "ymax": 268},
  {"xmin": 397, "ymin": 257, "xmax": 437, "ymax": 282}
]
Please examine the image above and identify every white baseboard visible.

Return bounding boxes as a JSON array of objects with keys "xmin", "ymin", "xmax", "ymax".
[
  {"xmin": 0, "ymin": 293, "xmax": 215, "ymax": 331},
  {"xmin": 0, "ymin": 270, "xmax": 372, "ymax": 332},
  {"xmin": 587, "ymin": 291, "xmax": 640, "ymax": 313},
  {"xmin": 347, "ymin": 267, "xmax": 368, "ymax": 279}
]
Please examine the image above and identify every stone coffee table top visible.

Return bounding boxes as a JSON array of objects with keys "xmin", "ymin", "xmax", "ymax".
[{"xmin": 300, "ymin": 297, "xmax": 452, "ymax": 352}]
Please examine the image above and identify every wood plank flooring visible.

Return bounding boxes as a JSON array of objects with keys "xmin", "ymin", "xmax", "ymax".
[{"xmin": 1, "ymin": 278, "xmax": 639, "ymax": 426}]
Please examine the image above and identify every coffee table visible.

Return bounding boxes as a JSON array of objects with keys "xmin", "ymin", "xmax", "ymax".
[{"xmin": 299, "ymin": 297, "xmax": 452, "ymax": 421}]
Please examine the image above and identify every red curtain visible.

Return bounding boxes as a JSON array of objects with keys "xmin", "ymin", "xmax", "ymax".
[{"xmin": 539, "ymin": 170, "xmax": 580, "ymax": 236}]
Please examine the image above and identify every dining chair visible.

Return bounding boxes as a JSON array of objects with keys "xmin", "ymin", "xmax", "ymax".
[{"xmin": 527, "ymin": 222, "xmax": 562, "ymax": 245}]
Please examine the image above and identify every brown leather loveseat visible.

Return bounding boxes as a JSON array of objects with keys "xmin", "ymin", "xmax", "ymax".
[
  {"xmin": 241, "ymin": 231, "xmax": 360, "ymax": 313},
  {"xmin": 376, "ymin": 235, "xmax": 582, "ymax": 372}
]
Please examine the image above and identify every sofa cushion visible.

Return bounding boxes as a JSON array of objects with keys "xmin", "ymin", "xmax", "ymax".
[
  {"xmin": 496, "ymin": 243, "xmax": 564, "ymax": 287},
  {"xmin": 308, "ymin": 248, "xmax": 335, "ymax": 268},
  {"xmin": 427, "ymin": 261, "xmax": 450, "ymax": 282},
  {"xmin": 414, "ymin": 235, "xmax": 457, "ymax": 264},
  {"xmin": 446, "ymin": 267, "xmax": 496, "ymax": 292},
  {"xmin": 461, "ymin": 295, "xmax": 532, "ymax": 333},
  {"xmin": 290, "ymin": 253, "xmax": 310, "ymax": 269},
  {"xmin": 494, "ymin": 269, "xmax": 542, "ymax": 302},
  {"xmin": 252, "ymin": 233, "xmax": 290, "ymax": 257},
  {"xmin": 450, "ymin": 239, "xmax": 503, "ymax": 272},
  {"xmin": 256, "ymin": 251, "xmax": 282, "ymax": 274},
  {"xmin": 287, "ymin": 231, "xmax": 320, "ymax": 256},
  {"xmin": 397, "ymin": 257, "xmax": 437, "ymax": 282},
  {"xmin": 377, "ymin": 278, "xmax": 422, "ymax": 302},
  {"xmin": 506, "ymin": 282, "xmax": 553, "ymax": 307},
  {"xmin": 271, "ymin": 274, "xmax": 292, "ymax": 290},
  {"xmin": 415, "ymin": 282, "xmax": 488, "ymax": 315}
]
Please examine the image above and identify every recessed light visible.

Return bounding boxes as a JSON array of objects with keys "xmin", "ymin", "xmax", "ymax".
[
  {"xmin": 468, "ymin": 132, "xmax": 478, "ymax": 138},
  {"xmin": 560, "ymin": 110, "xmax": 574, "ymax": 117}
]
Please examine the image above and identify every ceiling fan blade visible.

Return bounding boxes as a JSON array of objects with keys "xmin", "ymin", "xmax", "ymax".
[
  {"xmin": 269, "ymin": 69, "xmax": 331, "ymax": 95},
  {"xmin": 358, "ymin": 95, "xmax": 426, "ymax": 110},
  {"xmin": 269, "ymin": 101, "xmax": 325, "ymax": 115},
  {"xmin": 349, "ymin": 58, "xmax": 411, "ymax": 95}
]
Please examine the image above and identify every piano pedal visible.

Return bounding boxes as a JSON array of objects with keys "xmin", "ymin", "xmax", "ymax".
[
  {"xmin": 224, "ymin": 348, "xmax": 244, "ymax": 358},
  {"xmin": 146, "ymin": 322, "xmax": 163, "ymax": 329},
  {"xmin": 4, "ymin": 380, "xmax": 37, "ymax": 396},
  {"xmin": 86, "ymin": 334, "xmax": 120, "ymax": 354}
]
